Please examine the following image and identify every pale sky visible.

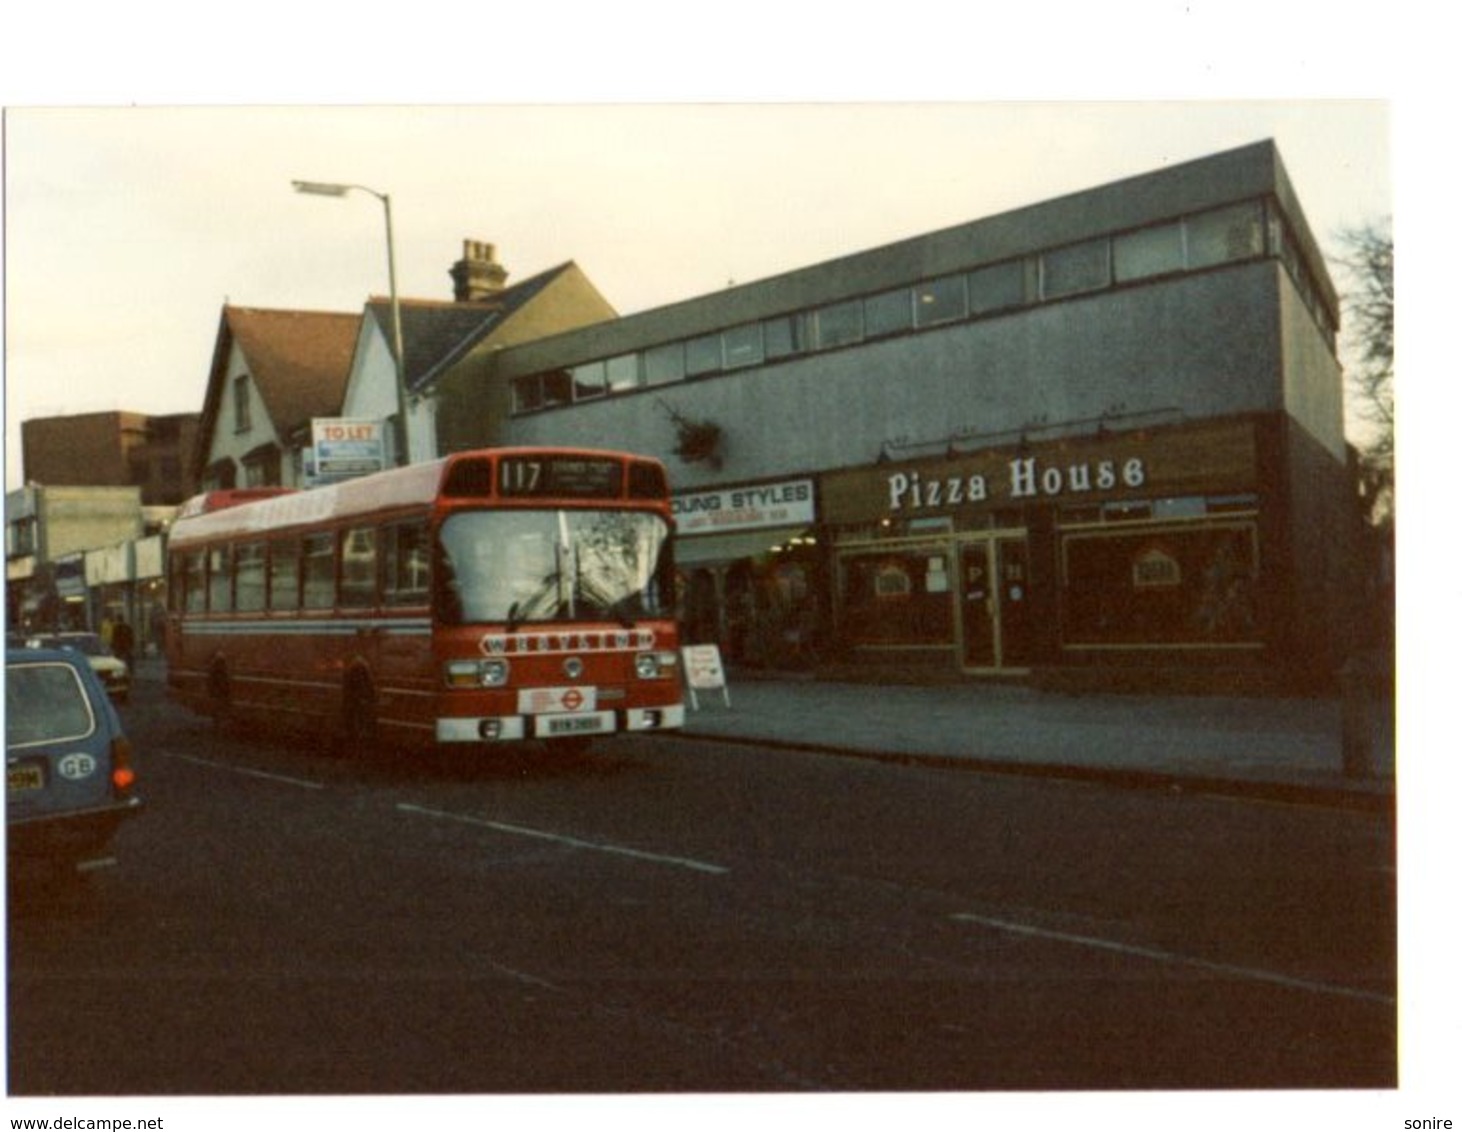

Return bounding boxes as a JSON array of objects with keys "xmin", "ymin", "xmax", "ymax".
[{"xmin": 4, "ymin": 101, "xmax": 1391, "ymax": 490}]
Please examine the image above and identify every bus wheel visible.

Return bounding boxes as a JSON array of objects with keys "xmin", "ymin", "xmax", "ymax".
[{"xmin": 340, "ymin": 673, "xmax": 379, "ymax": 755}]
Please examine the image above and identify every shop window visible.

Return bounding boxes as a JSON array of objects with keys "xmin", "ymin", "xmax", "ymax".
[
  {"xmin": 813, "ymin": 299, "xmax": 864, "ymax": 349},
  {"xmin": 967, "ymin": 260, "xmax": 1027, "ymax": 315},
  {"xmin": 1114, "ymin": 222, "xmax": 1185, "ymax": 282},
  {"xmin": 1061, "ymin": 524, "xmax": 1259, "ymax": 646},
  {"xmin": 1187, "ymin": 201, "xmax": 1264, "ymax": 269},
  {"xmin": 644, "ymin": 342, "xmax": 685, "ymax": 386},
  {"xmin": 840, "ymin": 552, "xmax": 954, "ymax": 647},
  {"xmin": 865, "ymin": 288, "xmax": 913, "ymax": 338},
  {"xmin": 914, "ymin": 275, "xmax": 967, "ymax": 327},
  {"xmin": 723, "ymin": 324, "xmax": 765, "ymax": 369},
  {"xmin": 1042, "ymin": 238, "xmax": 1111, "ymax": 299}
]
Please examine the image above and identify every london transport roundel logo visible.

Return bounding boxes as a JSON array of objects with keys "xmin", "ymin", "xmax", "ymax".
[{"xmin": 561, "ymin": 689, "xmax": 584, "ymax": 711}]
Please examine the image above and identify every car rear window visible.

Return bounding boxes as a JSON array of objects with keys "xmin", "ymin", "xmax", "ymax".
[{"xmin": 6, "ymin": 662, "xmax": 97, "ymax": 748}]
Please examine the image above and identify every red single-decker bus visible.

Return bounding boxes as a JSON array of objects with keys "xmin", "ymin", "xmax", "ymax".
[{"xmin": 165, "ymin": 448, "xmax": 685, "ymax": 754}]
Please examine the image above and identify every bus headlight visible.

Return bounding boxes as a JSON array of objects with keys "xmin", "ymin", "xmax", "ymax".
[
  {"xmin": 445, "ymin": 658, "xmax": 511, "ymax": 688},
  {"xmin": 636, "ymin": 650, "xmax": 679, "ymax": 679}
]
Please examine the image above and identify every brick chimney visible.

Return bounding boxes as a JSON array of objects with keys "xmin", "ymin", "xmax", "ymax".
[{"xmin": 450, "ymin": 240, "xmax": 509, "ymax": 301}]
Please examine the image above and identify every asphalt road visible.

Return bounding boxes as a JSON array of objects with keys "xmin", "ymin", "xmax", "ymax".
[{"xmin": 8, "ymin": 676, "xmax": 1397, "ymax": 1095}]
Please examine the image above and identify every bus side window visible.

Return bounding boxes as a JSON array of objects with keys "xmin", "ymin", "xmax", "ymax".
[
  {"xmin": 302, "ymin": 533, "xmax": 336, "ymax": 610},
  {"xmin": 270, "ymin": 538, "xmax": 301, "ymax": 612},
  {"xmin": 207, "ymin": 546, "xmax": 232, "ymax": 613},
  {"xmin": 185, "ymin": 550, "xmax": 208, "ymax": 614},
  {"xmin": 236, "ymin": 543, "xmax": 266, "ymax": 612},
  {"xmin": 384, "ymin": 521, "xmax": 430, "ymax": 606},
  {"xmin": 340, "ymin": 527, "xmax": 379, "ymax": 608}
]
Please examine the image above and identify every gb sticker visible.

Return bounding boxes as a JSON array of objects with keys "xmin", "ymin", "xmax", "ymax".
[{"xmin": 58, "ymin": 753, "xmax": 98, "ymax": 781}]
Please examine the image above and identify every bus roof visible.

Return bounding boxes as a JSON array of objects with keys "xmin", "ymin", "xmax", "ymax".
[{"xmin": 167, "ymin": 448, "xmax": 669, "ymax": 548}]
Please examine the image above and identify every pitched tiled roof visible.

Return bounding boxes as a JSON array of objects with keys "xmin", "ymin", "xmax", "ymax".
[
  {"xmin": 366, "ymin": 262, "xmax": 579, "ymax": 393},
  {"xmin": 363, "ymin": 297, "xmax": 504, "ymax": 392},
  {"xmin": 225, "ymin": 307, "xmax": 361, "ymax": 436}
]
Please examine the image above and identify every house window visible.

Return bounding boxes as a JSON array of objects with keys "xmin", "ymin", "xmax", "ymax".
[{"xmin": 233, "ymin": 375, "xmax": 253, "ymax": 433}]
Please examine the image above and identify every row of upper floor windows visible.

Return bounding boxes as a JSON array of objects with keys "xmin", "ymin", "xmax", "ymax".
[{"xmin": 511, "ymin": 198, "xmax": 1337, "ymax": 415}]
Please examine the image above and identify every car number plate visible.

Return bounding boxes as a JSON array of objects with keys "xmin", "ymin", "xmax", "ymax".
[
  {"xmin": 7, "ymin": 763, "xmax": 45, "ymax": 794},
  {"xmin": 540, "ymin": 712, "xmax": 612, "ymax": 737}
]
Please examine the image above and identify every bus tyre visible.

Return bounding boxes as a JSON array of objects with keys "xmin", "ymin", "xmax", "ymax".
[{"xmin": 341, "ymin": 673, "xmax": 379, "ymax": 755}]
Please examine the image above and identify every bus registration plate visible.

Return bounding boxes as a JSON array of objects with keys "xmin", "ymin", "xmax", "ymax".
[{"xmin": 540, "ymin": 712, "xmax": 613, "ymax": 737}]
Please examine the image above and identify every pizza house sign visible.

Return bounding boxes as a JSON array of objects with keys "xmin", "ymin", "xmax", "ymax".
[
  {"xmin": 889, "ymin": 453, "xmax": 1148, "ymax": 512},
  {"xmin": 822, "ymin": 421, "xmax": 1260, "ymax": 524}
]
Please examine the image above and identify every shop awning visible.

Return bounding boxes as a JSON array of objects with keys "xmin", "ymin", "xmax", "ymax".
[{"xmin": 674, "ymin": 525, "xmax": 810, "ymax": 568}]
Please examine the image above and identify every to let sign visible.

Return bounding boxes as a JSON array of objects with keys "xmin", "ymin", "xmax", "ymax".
[{"xmin": 311, "ymin": 418, "xmax": 387, "ymax": 485}]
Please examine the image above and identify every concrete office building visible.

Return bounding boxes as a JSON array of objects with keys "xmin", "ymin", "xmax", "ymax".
[{"xmin": 439, "ymin": 140, "xmax": 1365, "ymax": 690}]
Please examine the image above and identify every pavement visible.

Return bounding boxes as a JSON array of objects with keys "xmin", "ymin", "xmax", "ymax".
[
  {"xmin": 134, "ymin": 657, "xmax": 1395, "ymax": 810},
  {"xmin": 679, "ymin": 669, "xmax": 1396, "ymax": 811}
]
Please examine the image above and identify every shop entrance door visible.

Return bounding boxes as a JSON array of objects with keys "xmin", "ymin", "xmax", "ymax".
[{"xmin": 958, "ymin": 537, "xmax": 1032, "ymax": 672}]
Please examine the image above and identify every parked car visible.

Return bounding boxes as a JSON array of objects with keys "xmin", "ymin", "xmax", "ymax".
[
  {"xmin": 23, "ymin": 631, "xmax": 130, "ymax": 703},
  {"xmin": 6, "ymin": 646, "xmax": 142, "ymax": 875}
]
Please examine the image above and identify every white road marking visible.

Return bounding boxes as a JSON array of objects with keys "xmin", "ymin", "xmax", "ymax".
[
  {"xmin": 162, "ymin": 751, "xmax": 325, "ymax": 790},
  {"xmin": 396, "ymin": 803, "xmax": 730, "ymax": 875},
  {"xmin": 951, "ymin": 911, "xmax": 1395, "ymax": 1005}
]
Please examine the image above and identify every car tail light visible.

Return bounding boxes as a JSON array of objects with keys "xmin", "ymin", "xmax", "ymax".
[{"xmin": 111, "ymin": 735, "xmax": 137, "ymax": 796}]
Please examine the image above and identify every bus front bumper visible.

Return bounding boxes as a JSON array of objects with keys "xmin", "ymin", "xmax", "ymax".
[{"xmin": 435, "ymin": 704, "xmax": 686, "ymax": 744}]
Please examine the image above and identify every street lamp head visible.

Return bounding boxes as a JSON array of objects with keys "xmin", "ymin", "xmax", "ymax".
[{"xmin": 292, "ymin": 180, "xmax": 353, "ymax": 197}]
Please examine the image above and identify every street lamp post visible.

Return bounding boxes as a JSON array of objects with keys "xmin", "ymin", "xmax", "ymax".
[{"xmin": 292, "ymin": 180, "xmax": 411, "ymax": 467}]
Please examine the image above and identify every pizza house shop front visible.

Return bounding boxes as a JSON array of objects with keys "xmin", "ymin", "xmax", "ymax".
[{"xmin": 819, "ymin": 417, "xmax": 1294, "ymax": 683}]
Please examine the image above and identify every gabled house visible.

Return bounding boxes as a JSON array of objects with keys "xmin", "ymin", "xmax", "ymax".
[
  {"xmin": 195, "ymin": 306, "xmax": 361, "ymax": 490},
  {"xmin": 339, "ymin": 240, "xmax": 617, "ymax": 463}
]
